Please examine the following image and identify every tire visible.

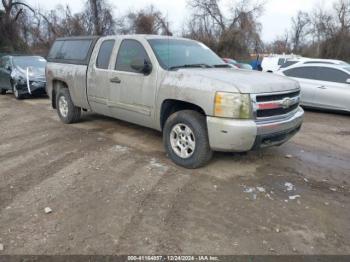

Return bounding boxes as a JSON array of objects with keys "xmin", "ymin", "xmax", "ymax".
[
  {"xmin": 163, "ymin": 110, "xmax": 213, "ymax": 169},
  {"xmin": 0, "ymin": 88, "xmax": 6, "ymax": 95},
  {"xmin": 56, "ymin": 88, "xmax": 81, "ymax": 124},
  {"xmin": 12, "ymin": 83, "xmax": 23, "ymax": 100}
]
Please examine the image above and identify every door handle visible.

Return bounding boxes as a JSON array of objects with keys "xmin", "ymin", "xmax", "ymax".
[
  {"xmin": 317, "ymin": 86, "xmax": 327, "ymax": 89},
  {"xmin": 110, "ymin": 77, "xmax": 121, "ymax": 84}
]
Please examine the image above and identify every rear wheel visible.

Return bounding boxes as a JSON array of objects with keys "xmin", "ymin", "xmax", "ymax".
[
  {"xmin": 56, "ymin": 88, "xmax": 81, "ymax": 124},
  {"xmin": 163, "ymin": 110, "xmax": 213, "ymax": 169}
]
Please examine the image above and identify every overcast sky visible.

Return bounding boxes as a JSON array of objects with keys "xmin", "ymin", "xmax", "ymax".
[{"xmin": 26, "ymin": 0, "xmax": 336, "ymax": 42}]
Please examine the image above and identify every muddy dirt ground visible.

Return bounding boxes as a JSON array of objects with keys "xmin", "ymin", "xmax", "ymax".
[{"xmin": 0, "ymin": 94, "xmax": 349, "ymax": 255}]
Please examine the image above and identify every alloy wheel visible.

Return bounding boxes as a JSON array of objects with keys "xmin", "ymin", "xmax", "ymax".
[
  {"xmin": 170, "ymin": 123, "xmax": 196, "ymax": 159},
  {"xmin": 58, "ymin": 96, "xmax": 69, "ymax": 118}
]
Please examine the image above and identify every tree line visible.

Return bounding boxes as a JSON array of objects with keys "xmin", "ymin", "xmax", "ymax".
[
  {"xmin": 0, "ymin": 0, "xmax": 349, "ymax": 61},
  {"xmin": 269, "ymin": 0, "xmax": 350, "ymax": 61}
]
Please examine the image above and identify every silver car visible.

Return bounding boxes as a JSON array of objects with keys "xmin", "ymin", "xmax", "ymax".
[{"xmin": 276, "ymin": 63, "xmax": 350, "ymax": 112}]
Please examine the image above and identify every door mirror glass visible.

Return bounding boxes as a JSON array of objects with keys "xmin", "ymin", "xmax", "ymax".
[{"xmin": 130, "ymin": 58, "xmax": 152, "ymax": 75}]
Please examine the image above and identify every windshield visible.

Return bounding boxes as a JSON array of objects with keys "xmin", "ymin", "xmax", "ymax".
[
  {"xmin": 13, "ymin": 56, "xmax": 46, "ymax": 69},
  {"xmin": 148, "ymin": 39, "xmax": 226, "ymax": 70}
]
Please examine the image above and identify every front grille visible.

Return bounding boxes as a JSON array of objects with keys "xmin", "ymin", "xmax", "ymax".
[
  {"xmin": 254, "ymin": 90, "xmax": 300, "ymax": 119},
  {"xmin": 257, "ymin": 103, "xmax": 299, "ymax": 118},
  {"xmin": 256, "ymin": 91, "xmax": 300, "ymax": 102}
]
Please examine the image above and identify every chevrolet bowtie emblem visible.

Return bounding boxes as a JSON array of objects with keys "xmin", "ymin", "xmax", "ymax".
[{"xmin": 281, "ymin": 97, "xmax": 293, "ymax": 109}]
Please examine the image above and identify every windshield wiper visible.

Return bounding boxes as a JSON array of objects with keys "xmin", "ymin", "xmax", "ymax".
[
  {"xmin": 169, "ymin": 64, "xmax": 214, "ymax": 70},
  {"xmin": 213, "ymin": 64, "xmax": 231, "ymax": 68}
]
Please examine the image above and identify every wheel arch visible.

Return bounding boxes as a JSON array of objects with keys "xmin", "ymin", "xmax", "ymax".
[
  {"xmin": 160, "ymin": 99, "xmax": 207, "ymax": 131},
  {"xmin": 52, "ymin": 80, "xmax": 69, "ymax": 109}
]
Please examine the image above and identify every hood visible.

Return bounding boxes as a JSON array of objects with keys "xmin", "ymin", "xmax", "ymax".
[
  {"xmin": 14, "ymin": 66, "xmax": 46, "ymax": 81},
  {"xmin": 168, "ymin": 68, "xmax": 299, "ymax": 94}
]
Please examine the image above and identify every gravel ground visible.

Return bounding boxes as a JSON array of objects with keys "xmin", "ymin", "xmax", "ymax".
[{"xmin": 0, "ymin": 94, "xmax": 349, "ymax": 255}]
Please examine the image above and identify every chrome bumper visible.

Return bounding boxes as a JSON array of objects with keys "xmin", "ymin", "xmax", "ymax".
[{"xmin": 207, "ymin": 107, "xmax": 304, "ymax": 152}]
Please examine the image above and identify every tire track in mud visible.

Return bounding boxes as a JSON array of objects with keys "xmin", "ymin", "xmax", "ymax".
[
  {"xmin": 114, "ymin": 165, "xmax": 191, "ymax": 254},
  {"xmin": 0, "ymin": 146, "xmax": 172, "ymax": 254},
  {"xmin": 0, "ymin": 134, "xmax": 112, "ymax": 210},
  {"xmin": 0, "ymin": 130, "xmax": 83, "ymax": 161},
  {"xmin": 155, "ymin": 174, "xmax": 240, "ymax": 254},
  {"xmin": 0, "ymin": 120, "xmax": 60, "ymax": 142}
]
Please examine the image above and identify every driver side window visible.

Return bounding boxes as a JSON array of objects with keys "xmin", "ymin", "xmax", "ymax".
[{"xmin": 115, "ymin": 39, "xmax": 150, "ymax": 73}]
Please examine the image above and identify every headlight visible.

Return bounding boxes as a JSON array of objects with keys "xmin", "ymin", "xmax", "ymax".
[{"xmin": 214, "ymin": 92, "xmax": 252, "ymax": 119}]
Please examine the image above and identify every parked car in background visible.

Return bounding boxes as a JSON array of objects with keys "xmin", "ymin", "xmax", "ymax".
[
  {"xmin": 279, "ymin": 58, "xmax": 349, "ymax": 70},
  {"xmin": 46, "ymin": 35, "xmax": 303, "ymax": 168},
  {"xmin": 223, "ymin": 58, "xmax": 253, "ymax": 70},
  {"xmin": 0, "ymin": 55, "xmax": 47, "ymax": 99},
  {"xmin": 276, "ymin": 63, "xmax": 350, "ymax": 112},
  {"xmin": 261, "ymin": 54, "xmax": 301, "ymax": 72}
]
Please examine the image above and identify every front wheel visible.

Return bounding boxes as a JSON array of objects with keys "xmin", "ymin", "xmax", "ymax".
[
  {"xmin": 163, "ymin": 110, "xmax": 213, "ymax": 169},
  {"xmin": 12, "ymin": 83, "xmax": 23, "ymax": 100},
  {"xmin": 56, "ymin": 88, "xmax": 81, "ymax": 124},
  {"xmin": 0, "ymin": 88, "xmax": 6, "ymax": 95}
]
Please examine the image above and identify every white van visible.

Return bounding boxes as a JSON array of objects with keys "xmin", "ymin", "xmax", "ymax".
[{"xmin": 262, "ymin": 54, "xmax": 301, "ymax": 73}]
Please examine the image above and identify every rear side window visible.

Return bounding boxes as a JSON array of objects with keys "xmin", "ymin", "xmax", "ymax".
[
  {"xmin": 48, "ymin": 41, "xmax": 64, "ymax": 59},
  {"xmin": 278, "ymin": 58, "xmax": 285, "ymax": 66},
  {"xmin": 284, "ymin": 66, "xmax": 349, "ymax": 83},
  {"xmin": 96, "ymin": 40, "xmax": 115, "ymax": 69},
  {"xmin": 59, "ymin": 40, "xmax": 92, "ymax": 60},
  {"xmin": 284, "ymin": 67, "xmax": 315, "ymax": 79},
  {"xmin": 316, "ymin": 68, "xmax": 349, "ymax": 83},
  {"xmin": 280, "ymin": 61, "xmax": 298, "ymax": 68},
  {"xmin": 48, "ymin": 39, "xmax": 93, "ymax": 62},
  {"xmin": 115, "ymin": 40, "xmax": 150, "ymax": 73}
]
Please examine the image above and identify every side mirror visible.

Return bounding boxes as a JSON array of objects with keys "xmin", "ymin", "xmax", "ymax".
[
  {"xmin": 346, "ymin": 79, "xmax": 350, "ymax": 84},
  {"xmin": 130, "ymin": 58, "xmax": 152, "ymax": 75},
  {"xmin": 6, "ymin": 65, "xmax": 12, "ymax": 71}
]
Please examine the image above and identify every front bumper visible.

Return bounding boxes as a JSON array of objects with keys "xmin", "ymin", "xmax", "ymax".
[
  {"xmin": 16, "ymin": 81, "xmax": 46, "ymax": 95},
  {"xmin": 207, "ymin": 107, "xmax": 304, "ymax": 152}
]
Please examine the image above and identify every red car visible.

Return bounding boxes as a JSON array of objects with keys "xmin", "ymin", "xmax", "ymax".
[{"xmin": 222, "ymin": 58, "xmax": 253, "ymax": 70}]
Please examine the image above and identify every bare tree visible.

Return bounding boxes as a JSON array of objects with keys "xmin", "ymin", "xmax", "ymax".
[
  {"xmin": 0, "ymin": 0, "xmax": 35, "ymax": 51},
  {"xmin": 321, "ymin": 0, "xmax": 350, "ymax": 59},
  {"xmin": 185, "ymin": 0, "xmax": 265, "ymax": 58},
  {"xmin": 291, "ymin": 11, "xmax": 310, "ymax": 53},
  {"xmin": 268, "ymin": 32, "xmax": 291, "ymax": 54},
  {"xmin": 334, "ymin": 0, "xmax": 350, "ymax": 32},
  {"xmin": 121, "ymin": 5, "xmax": 172, "ymax": 35},
  {"xmin": 83, "ymin": 0, "xmax": 116, "ymax": 35}
]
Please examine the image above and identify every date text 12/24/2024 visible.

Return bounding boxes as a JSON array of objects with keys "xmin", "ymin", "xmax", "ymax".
[{"xmin": 127, "ymin": 256, "xmax": 219, "ymax": 261}]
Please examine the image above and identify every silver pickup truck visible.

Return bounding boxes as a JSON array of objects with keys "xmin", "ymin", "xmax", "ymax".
[{"xmin": 46, "ymin": 35, "xmax": 304, "ymax": 168}]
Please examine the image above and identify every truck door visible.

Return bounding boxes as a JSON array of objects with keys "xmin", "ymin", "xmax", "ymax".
[
  {"xmin": 108, "ymin": 39, "xmax": 158, "ymax": 129},
  {"xmin": 87, "ymin": 39, "xmax": 116, "ymax": 115}
]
